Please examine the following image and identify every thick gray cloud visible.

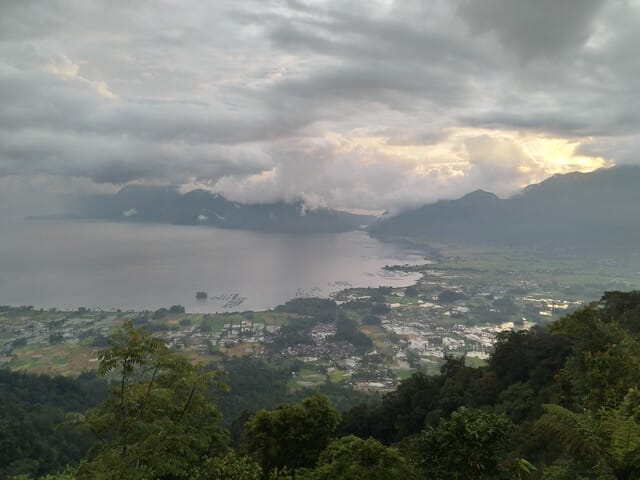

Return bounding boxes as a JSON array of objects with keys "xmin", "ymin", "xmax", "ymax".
[
  {"xmin": 457, "ymin": 0, "xmax": 607, "ymax": 59},
  {"xmin": 0, "ymin": 0, "xmax": 638, "ymax": 215}
]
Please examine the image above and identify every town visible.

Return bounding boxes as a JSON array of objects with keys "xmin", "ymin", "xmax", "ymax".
[{"xmin": 2, "ymin": 245, "xmax": 612, "ymax": 394}]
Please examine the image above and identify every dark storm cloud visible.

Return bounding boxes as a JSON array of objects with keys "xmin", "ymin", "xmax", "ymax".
[
  {"xmin": 256, "ymin": 0, "xmax": 640, "ymax": 140},
  {"xmin": 260, "ymin": 1, "xmax": 493, "ymax": 110},
  {"xmin": 456, "ymin": 0, "xmax": 607, "ymax": 59}
]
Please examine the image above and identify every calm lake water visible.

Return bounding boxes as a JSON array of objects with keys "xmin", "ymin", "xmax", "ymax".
[{"xmin": 0, "ymin": 220, "xmax": 425, "ymax": 313}]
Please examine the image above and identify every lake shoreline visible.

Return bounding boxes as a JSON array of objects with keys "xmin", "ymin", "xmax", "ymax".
[{"xmin": 0, "ymin": 220, "xmax": 426, "ymax": 313}]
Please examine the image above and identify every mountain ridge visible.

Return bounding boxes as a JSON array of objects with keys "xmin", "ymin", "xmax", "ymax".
[
  {"xmin": 369, "ymin": 166, "xmax": 640, "ymax": 252},
  {"xmin": 70, "ymin": 185, "xmax": 376, "ymax": 234}
]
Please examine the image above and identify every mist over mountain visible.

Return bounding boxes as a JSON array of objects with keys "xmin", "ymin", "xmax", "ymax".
[
  {"xmin": 71, "ymin": 185, "xmax": 375, "ymax": 234},
  {"xmin": 369, "ymin": 166, "xmax": 640, "ymax": 253}
]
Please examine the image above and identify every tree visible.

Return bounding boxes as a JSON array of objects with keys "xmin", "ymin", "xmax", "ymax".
[
  {"xmin": 406, "ymin": 407, "xmax": 514, "ymax": 480},
  {"xmin": 339, "ymin": 371, "xmax": 441, "ymax": 444},
  {"xmin": 361, "ymin": 314, "xmax": 381, "ymax": 326},
  {"xmin": 600, "ymin": 291, "xmax": 640, "ymax": 333},
  {"xmin": 245, "ymin": 394, "xmax": 340, "ymax": 477},
  {"xmin": 536, "ymin": 392, "xmax": 640, "ymax": 479},
  {"xmin": 77, "ymin": 321, "xmax": 228, "ymax": 480},
  {"xmin": 331, "ymin": 317, "xmax": 372, "ymax": 352},
  {"xmin": 190, "ymin": 451, "xmax": 262, "ymax": 480},
  {"xmin": 297, "ymin": 435, "xmax": 416, "ymax": 480},
  {"xmin": 404, "ymin": 286, "xmax": 419, "ymax": 298},
  {"xmin": 552, "ymin": 309, "xmax": 640, "ymax": 411},
  {"xmin": 370, "ymin": 303, "xmax": 389, "ymax": 315},
  {"xmin": 438, "ymin": 289, "xmax": 465, "ymax": 304},
  {"xmin": 489, "ymin": 327, "xmax": 572, "ymax": 391},
  {"xmin": 0, "ymin": 369, "xmax": 106, "ymax": 479}
]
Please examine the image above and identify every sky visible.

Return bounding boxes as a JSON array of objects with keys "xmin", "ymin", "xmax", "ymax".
[{"xmin": 1, "ymin": 0, "xmax": 639, "ymax": 215}]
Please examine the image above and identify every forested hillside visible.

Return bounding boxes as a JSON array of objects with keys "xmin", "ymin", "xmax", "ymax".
[
  {"xmin": 0, "ymin": 371, "xmax": 106, "ymax": 479},
  {"xmin": 4, "ymin": 291, "xmax": 640, "ymax": 479}
]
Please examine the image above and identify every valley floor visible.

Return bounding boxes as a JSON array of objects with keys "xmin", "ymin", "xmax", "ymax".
[{"xmin": 2, "ymin": 243, "xmax": 638, "ymax": 390}]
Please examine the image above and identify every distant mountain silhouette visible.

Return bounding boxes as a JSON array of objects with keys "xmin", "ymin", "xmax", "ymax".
[
  {"xmin": 369, "ymin": 166, "xmax": 640, "ymax": 252},
  {"xmin": 72, "ymin": 185, "xmax": 375, "ymax": 234}
]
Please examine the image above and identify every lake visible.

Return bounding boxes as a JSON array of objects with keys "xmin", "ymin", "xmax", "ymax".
[{"xmin": 0, "ymin": 220, "xmax": 426, "ymax": 312}]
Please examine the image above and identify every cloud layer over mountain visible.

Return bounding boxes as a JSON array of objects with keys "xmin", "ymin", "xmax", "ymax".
[{"xmin": 1, "ymin": 0, "xmax": 638, "ymax": 215}]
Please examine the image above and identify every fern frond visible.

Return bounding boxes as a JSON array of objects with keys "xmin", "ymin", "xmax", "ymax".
[
  {"xmin": 601, "ymin": 410, "xmax": 640, "ymax": 464},
  {"xmin": 536, "ymin": 404, "xmax": 605, "ymax": 459}
]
